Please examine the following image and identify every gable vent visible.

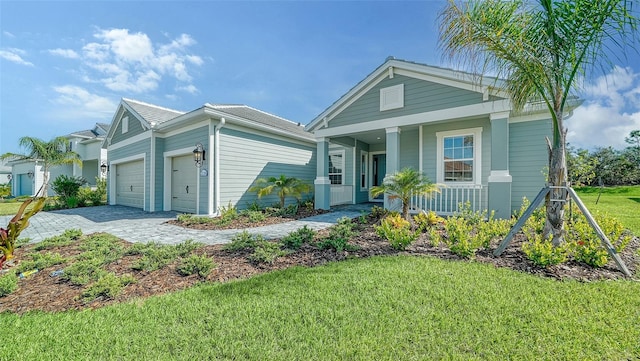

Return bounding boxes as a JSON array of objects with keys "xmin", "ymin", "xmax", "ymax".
[{"xmin": 380, "ymin": 84, "xmax": 404, "ymax": 111}]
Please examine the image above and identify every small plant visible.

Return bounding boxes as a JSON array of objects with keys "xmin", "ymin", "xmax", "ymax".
[
  {"xmin": 77, "ymin": 233, "xmax": 124, "ymax": 264},
  {"xmin": 1, "ymin": 197, "xmax": 46, "ymax": 267},
  {"xmin": 370, "ymin": 205, "xmax": 389, "ymax": 220},
  {"xmin": 442, "ymin": 217, "xmax": 484, "ymax": 258},
  {"xmin": 318, "ymin": 217, "xmax": 358, "ymax": 252},
  {"xmin": 280, "ymin": 225, "xmax": 316, "ymax": 250},
  {"xmin": 475, "ymin": 215, "xmax": 512, "ymax": 248},
  {"xmin": 177, "ymin": 254, "xmax": 216, "ymax": 277},
  {"xmin": 249, "ymin": 241, "xmax": 289, "ymax": 263},
  {"xmin": 522, "ymin": 234, "xmax": 569, "ymax": 267},
  {"xmin": 413, "ymin": 210, "xmax": 444, "ymax": 232},
  {"xmin": 242, "ymin": 210, "xmax": 266, "ymax": 223},
  {"xmin": 454, "ymin": 201, "xmax": 486, "ymax": 225},
  {"xmin": 62, "ymin": 259, "xmax": 107, "ymax": 285},
  {"xmin": 376, "ymin": 214, "xmax": 419, "ymax": 250},
  {"xmin": 15, "ymin": 252, "xmax": 67, "ymax": 273},
  {"xmin": 175, "ymin": 239, "xmax": 202, "ymax": 258},
  {"xmin": 223, "ymin": 231, "xmax": 263, "ymax": 251},
  {"xmin": 81, "ymin": 272, "xmax": 136, "ymax": 302},
  {"xmin": 218, "ymin": 202, "xmax": 238, "ymax": 225},
  {"xmin": 131, "ymin": 243, "xmax": 177, "ymax": 272},
  {"xmin": 428, "ymin": 227, "xmax": 442, "ymax": 247},
  {"xmin": 51, "ymin": 175, "xmax": 87, "ymax": 208},
  {"xmin": 0, "ymin": 270, "xmax": 18, "ymax": 297}
]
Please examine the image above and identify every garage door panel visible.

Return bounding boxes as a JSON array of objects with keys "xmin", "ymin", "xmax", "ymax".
[
  {"xmin": 116, "ymin": 160, "xmax": 144, "ymax": 209},
  {"xmin": 171, "ymin": 155, "xmax": 197, "ymax": 213}
]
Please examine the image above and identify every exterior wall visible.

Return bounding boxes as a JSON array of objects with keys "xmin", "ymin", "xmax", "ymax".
[
  {"xmin": 82, "ymin": 160, "xmax": 99, "ymax": 186},
  {"xmin": 49, "ymin": 164, "xmax": 73, "ymax": 196},
  {"xmin": 110, "ymin": 111, "xmax": 146, "ymax": 144},
  {"xmin": 399, "ymin": 129, "xmax": 419, "ymax": 170},
  {"xmin": 509, "ymin": 119, "xmax": 552, "ymax": 210},
  {"xmin": 108, "ymin": 138, "xmax": 150, "ymax": 210},
  {"xmin": 354, "ymin": 140, "xmax": 370, "ymax": 203},
  {"xmin": 329, "ymin": 75, "xmax": 484, "ymax": 128},
  {"xmin": 219, "ymin": 126, "xmax": 315, "ymax": 210}
]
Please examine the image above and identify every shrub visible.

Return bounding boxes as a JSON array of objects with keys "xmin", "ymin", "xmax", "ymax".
[
  {"xmin": 223, "ymin": 231, "xmax": 262, "ymax": 251},
  {"xmin": 131, "ymin": 243, "xmax": 177, "ymax": 272},
  {"xmin": 34, "ymin": 229, "xmax": 82, "ymax": 251},
  {"xmin": 280, "ymin": 225, "xmax": 316, "ymax": 250},
  {"xmin": 454, "ymin": 201, "xmax": 486, "ymax": 225},
  {"xmin": 522, "ymin": 234, "xmax": 569, "ymax": 267},
  {"xmin": 78, "ymin": 233, "xmax": 124, "ymax": 264},
  {"xmin": 242, "ymin": 210, "xmax": 266, "ymax": 223},
  {"xmin": 249, "ymin": 241, "xmax": 289, "ymax": 263},
  {"xmin": 318, "ymin": 217, "xmax": 358, "ymax": 252},
  {"xmin": 51, "ymin": 175, "xmax": 87, "ymax": 208},
  {"xmin": 15, "ymin": 252, "xmax": 67, "ymax": 273},
  {"xmin": 376, "ymin": 214, "xmax": 419, "ymax": 250},
  {"xmin": 413, "ymin": 210, "xmax": 444, "ymax": 232},
  {"xmin": 370, "ymin": 205, "xmax": 389, "ymax": 220},
  {"xmin": 175, "ymin": 239, "xmax": 202, "ymax": 258},
  {"xmin": 0, "ymin": 271, "xmax": 18, "ymax": 297},
  {"xmin": 218, "ymin": 202, "xmax": 238, "ymax": 225},
  {"xmin": 442, "ymin": 217, "xmax": 484, "ymax": 258},
  {"xmin": 475, "ymin": 216, "xmax": 512, "ymax": 248},
  {"xmin": 177, "ymin": 254, "xmax": 216, "ymax": 277},
  {"xmin": 62, "ymin": 259, "xmax": 107, "ymax": 285},
  {"xmin": 81, "ymin": 272, "xmax": 136, "ymax": 302}
]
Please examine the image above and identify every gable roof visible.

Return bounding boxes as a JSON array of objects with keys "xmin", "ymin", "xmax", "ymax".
[
  {"xmin": 123, "ymin": 98, "xmax": 185, "ymax": 126},
  {"xmin": 305, "ymin": 57, "xmax": 507, "ymax": 132},
  {"xmin": 206, "ymin": 104, "xmax": 311, "ymax": 140}
]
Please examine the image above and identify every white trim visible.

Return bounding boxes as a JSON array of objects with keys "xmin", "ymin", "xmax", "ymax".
[
  {"xmin": 314, "ymin": 177, "xmax": 331, "ymax": 185},
  {"xmin": 418, "ymin": 125, "xmax": 423, "ymax": 173},
  {"xmin": 208, "ymin": 120, "xmax": 216, "ymax": 216},
  {"xmin": 314, "ymin": 99, "xmax": 511, "ymax": 138},
  {"xmin": 490, "ymin": 111, "xmax": 511, "ymax": 121},
  {"xmin": 436, "ymin": 127, "xmax": 483, "ymax": 185},
  {"xmin": 360, "ymin": 150, "xmax": 369, "ymax": 190},
  {"xmin": 368, "ymin": 151, "xmax": 386, "ymax": 202},
  {"xmin": 160, "ymin": 121, "xmax": 209, "ymax": 138},
  {"xmin": 121, "ymin": 116, "xmax": 129, "ymax": 134},
  {"xmin": 488, "ymin": 170, "xmax": 513, "ymax": 183},
  {"xmin": 107, "ymin": 132, "xmax": 151, "ymax": 151},
  {"xmin": 215, "ymin": 118, "xmax": 226, "ymax": 215},
  {"xmin": 385, "ymin": 126, "xmax": 401, "ymax": 134},
  {"xmin": 149, "ymin": 131, "xmax": 155, "ymax": 212},
  {"xmin": 352, "ymin": 145, "xmax": 357, "ymax": 204},
  {"xmin": 508, "ymin": 113, "xmax": 551, "ymax": 124}
]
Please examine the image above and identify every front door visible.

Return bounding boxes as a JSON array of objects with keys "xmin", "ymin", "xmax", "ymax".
[{"xmin": 371, "ymin": 154, "xmax": 386, "ymax": 201}]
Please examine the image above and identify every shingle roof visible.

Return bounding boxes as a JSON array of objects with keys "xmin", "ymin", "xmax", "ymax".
[
  {"xmin": 123, "ymin": 98, "xmax": 185, "ymax": 125},
  {"xmin": 206, "ymin": 104, "xmax": 312, "ymax": 140}
]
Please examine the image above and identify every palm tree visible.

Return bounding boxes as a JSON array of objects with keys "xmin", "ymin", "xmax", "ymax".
[
  {"xmin": 370, "ymin": 167, "xmax": 439, "ymax": 220},
  {"xmin": 439, "ymin": 0, "xmax": 637, "ymax": 245},
  {"xmin": 249, "ymin": 175, "xmax": 312, "ymax": 209},
  {"xmin": 1, "ymin": 136, "xmax": 81, "ymax": 197}
]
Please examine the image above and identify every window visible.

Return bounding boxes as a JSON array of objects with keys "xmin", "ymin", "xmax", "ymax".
[
  {"xmin": 436, "ymin": 128, "xmax": 482, "ymax": 184},
  {"xmin": 328, "ymin": 151, "xmax": 344, "ymax": 185},
  {"xmin": 122, "ymin": 116, "xmax": 129, "ymax": 134},
  {"xmin": 360, "ymin": 151, "xmax": 368, "ymax": 189}
]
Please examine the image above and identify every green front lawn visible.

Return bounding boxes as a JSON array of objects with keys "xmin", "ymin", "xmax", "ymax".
[
  {"xmin": 0, "ymin": 200, "xmax": 27, "ymax": 216},
  {"xmin": 575, "ymin": 185, "xmax": 640, "ymax": 236},
  {"xmin": 2, "ymin": 256, "xmax": 639, "ymax": 360}
]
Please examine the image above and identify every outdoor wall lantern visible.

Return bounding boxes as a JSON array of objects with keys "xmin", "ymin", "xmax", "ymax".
[
  {"xmin": 100, "ymin": 162, "xmax": 109, "ymax": 176},
  {"xmin": 27, "ymin": 171, "xmax": 34, "ymax": 179},
  {"xmin": 193, "ymin": 143, "xmax": 206, "ymax": 168},
  {"xmin": 7, "ymin": 174, "xmax": 12, "ymax": 182}
]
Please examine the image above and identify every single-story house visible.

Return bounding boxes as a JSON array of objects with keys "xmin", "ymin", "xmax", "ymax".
[
  {"xmin": 8, "ymin": 123, "xmax": 109, "ymax": 196},
  {"xmin": 103, "ymin": 98, "xmax": 316, "ymax": 214},
  {"xmin": 306, "ymin": 57, "xmax": 580, "ymax": 219}
]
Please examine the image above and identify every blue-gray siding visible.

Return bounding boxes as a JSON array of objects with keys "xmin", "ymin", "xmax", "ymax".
[
  {"xmin": 219, "ymin": 127, "xmax": 316, "ymax": 209},
  {"xmin": 111, "ymin": 111, "xmax": 146, "ymax": 144},
  {"xmin": 329, "ymin": 75, "xmax": 484, "ymax": 128},
  {"xmin": 509, "ymin": 119, "xmax": 552, "ymax": 210}
]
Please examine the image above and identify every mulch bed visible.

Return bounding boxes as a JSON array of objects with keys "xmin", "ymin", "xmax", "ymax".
[
  {"xmin": 165, "ymin": 208, "xmax": 329, "ymax": 230},
  {"xmin": 1, "ymin": 215, "xmax": 638, "ymax": 314}
]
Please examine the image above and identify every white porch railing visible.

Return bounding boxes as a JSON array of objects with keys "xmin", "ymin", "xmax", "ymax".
[
  {"xmin": 330, "ymin": 185, "xmax": 353, "ymax": 206},
  {"xmin": 410, "ymin": 184, "xmax": 486, "ymax": 215}
]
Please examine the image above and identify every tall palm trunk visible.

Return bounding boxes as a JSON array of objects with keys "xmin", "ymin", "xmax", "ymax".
[{"xmin": 545, "ymin": 107, "xmax": 568, "ymax": 246}]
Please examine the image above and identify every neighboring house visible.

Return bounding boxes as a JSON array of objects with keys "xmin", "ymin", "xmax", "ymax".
[
  {"xmin": 0, "ymin": 159, "xmax": 11, "ymax": 184},
  {"xmin": 306, "ymin": 57, "xmax": 580, "ymax": 219},
  {"xmin": 8, "ymin": 123, "xmax": 109, "ymax": 197},
  {"xmin": 103, "ymin": 98, "xmax": 316, "ymax": 214}
]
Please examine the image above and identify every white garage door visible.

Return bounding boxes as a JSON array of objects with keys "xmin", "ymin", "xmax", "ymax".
[
  {"xmin": 116, "ymin": 160, "xmax": 144, "ymax": 209},
  {"xmin": 171, "ymin": 155, "xmax": 197, "ymax": 213}
]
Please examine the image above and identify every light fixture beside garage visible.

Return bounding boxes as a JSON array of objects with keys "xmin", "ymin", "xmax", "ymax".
[
  {"xmin": 193, "ymin": 143, "xmax": 206, "ymax": 168},
  {"xmin": 100, "ymin": 162, "xmax": 109, "ymax": 176},
  {"xmin": 27, "ymin": 171, "xmax": 34, "ymax": 179}
]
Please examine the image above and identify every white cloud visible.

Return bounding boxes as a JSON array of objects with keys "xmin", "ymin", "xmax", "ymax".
[
  {"xmin": 48, "ymin": 48, "xmax": 79, "ymax": 59},
  {"xmin": 0, "ymin": 49, "xmax": 34, "ymax": 66},
  {"xmin": 52, "ymin": 85, "xmax": 117, "ymax": 119},
  {"xmin": 176, "ymin": 84, "xmax": 199, "ymax": 94},
  {"xmin": 79, "ymin": 28, "xmax": 203, "ymax": 94},
  {"xmin": 566, "ymin": 66, "xmax": 640, "ymax": 150},
  {"xmin": 3, "ymin": 31, "xmax": 15, "ymax": 38}
]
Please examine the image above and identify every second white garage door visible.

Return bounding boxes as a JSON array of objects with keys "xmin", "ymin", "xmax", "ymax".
[
  {"xmin": 115, "ymin": 160, "xmax": 144, "ymax": 209},
  {"xmin": 171, "ymin": 155, "xmax": 197, "ymax": 213}
]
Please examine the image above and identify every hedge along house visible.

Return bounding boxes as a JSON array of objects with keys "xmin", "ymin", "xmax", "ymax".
[
  {"xmin": 306, "ymin": 58, "xmax": 580, "ymax": 219},
  {"xmin": 103, "ymin": 98, "xmax": 316, "ymax": 215}
]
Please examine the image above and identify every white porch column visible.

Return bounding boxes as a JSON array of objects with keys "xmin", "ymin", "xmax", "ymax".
[
  {"xmin": 488, "ymin": 111, "xmax": 513, "ymax": 219},
  {"xmin": 384, "ymin": 127, "xmax": 401, "ymax": 210},
  {"xmin": 314, "ymin": 137, "xmax": 331, "ymax": 210}
]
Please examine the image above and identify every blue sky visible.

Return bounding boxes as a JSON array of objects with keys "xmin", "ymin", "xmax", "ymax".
[{"xmin": 1, "ymin": 1, "xmax": 639, "ymax": 155}]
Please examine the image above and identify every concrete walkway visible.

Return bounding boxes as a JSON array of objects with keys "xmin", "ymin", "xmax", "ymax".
[{"xmin": 1, "ymin": 204, "xmax": 374, "ymax": 245}]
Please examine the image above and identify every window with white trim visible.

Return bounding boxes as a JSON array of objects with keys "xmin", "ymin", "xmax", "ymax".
[
  {"xmin": 436, "ymin": 128, "xmax": 482, "ymax": 184},
  {"xmin": 122, "ymin": 116, "xmax": 129, "ymax": 134},
  {"xmin": 328, "ymin": 151, "xmax": 344, "ymax": 185},
  {"xmin": 360, "ymin": 151, "xmax": 368, "ymax": 189}
]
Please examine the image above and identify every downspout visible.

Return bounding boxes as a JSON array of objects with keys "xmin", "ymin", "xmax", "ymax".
[
  {"xmin": 214, "ymin": 117, "xmax": 226, "ymax": 215},
  {"xmin": 149, "ymin": 126, "xmax": 156, "ymax": 212}
]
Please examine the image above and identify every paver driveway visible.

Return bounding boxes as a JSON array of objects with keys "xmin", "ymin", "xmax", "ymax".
[{"xmin": 1, "ymin": 205, "xmax": 371, "ymax": 245}]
